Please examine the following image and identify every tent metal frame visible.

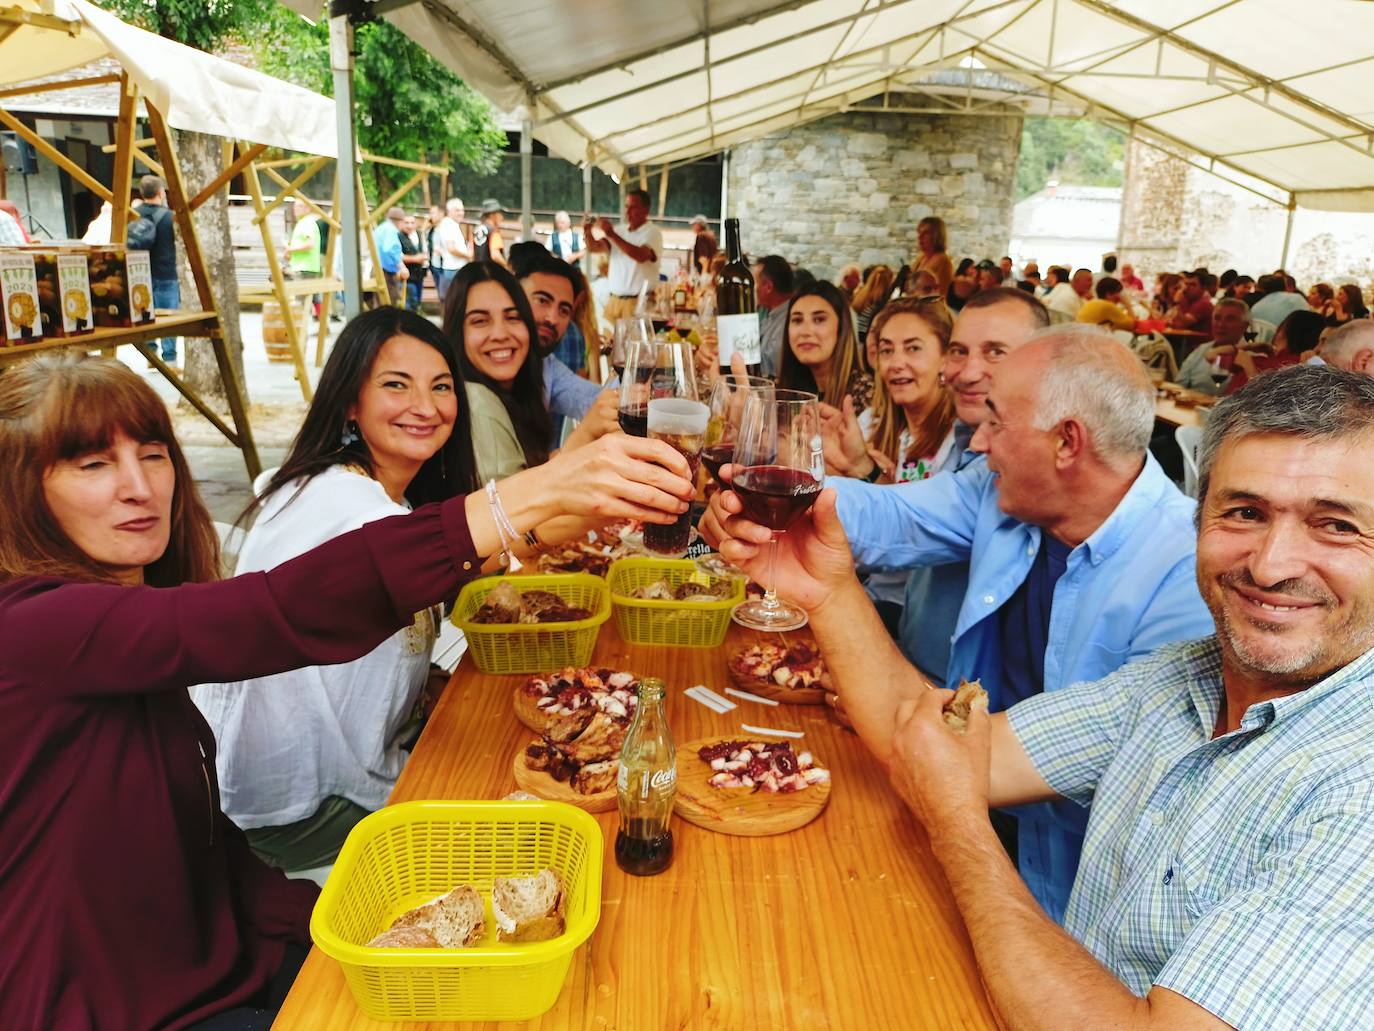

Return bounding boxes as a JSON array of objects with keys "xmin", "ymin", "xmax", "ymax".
[{"xmin": 315, "ymin": 0, "xmax": 1371, "ymax": 303}]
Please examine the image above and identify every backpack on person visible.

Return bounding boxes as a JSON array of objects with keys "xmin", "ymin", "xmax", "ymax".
[{"xmin": 126, "ymin": 205, "xmax": 167, "ymax": 251}]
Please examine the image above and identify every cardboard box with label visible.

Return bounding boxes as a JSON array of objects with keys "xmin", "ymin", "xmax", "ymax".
[
  {"xmin": 126, "ymin": 250, "xmax": 155, "ymax": 325},
  {"xmin": 1, "ymin": 250, "xmax": 42, "ymax": 344},
  {"xmin": 58, "ymin": 251, "xmax": 94, "ymax": 336}
]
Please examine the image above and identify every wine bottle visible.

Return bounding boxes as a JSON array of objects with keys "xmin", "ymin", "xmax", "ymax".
[{"xmin": 715, "ymin": 217, "xmax": 761, "ymax": 376}]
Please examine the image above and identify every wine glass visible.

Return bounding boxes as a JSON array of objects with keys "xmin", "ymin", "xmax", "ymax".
[
  {"xmin": 610, "ymin": 316, "xmax": 653, "ymax": 383},
  {"xmin": 728, "ymin": 389, "xmax": 823, "ymax": 632},
  {"xmin": 702, "ymin": 374, "xmax": 774, "ymax": 486},
  {"xmin": 619, "ymin": 337, "xmax": 695, "ymax": 438}
]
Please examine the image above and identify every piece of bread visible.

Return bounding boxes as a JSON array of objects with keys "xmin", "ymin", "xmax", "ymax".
[
  {"xmin": 365, "ymin": 924, "xmax": 441, "ymax": 948},
  {"xmin": 491, "ymin": 869, "xmax": 565, "ymax": 943},
  {"xmin": 942, "ymin": 679, "xmax": 988, "ymax": 734},
  {"xmin": 384, "ymin": 884, "xmax": 486, "ymax": 948}
]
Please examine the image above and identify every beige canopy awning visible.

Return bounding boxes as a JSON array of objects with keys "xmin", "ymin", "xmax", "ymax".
[
  {"xmin": 1, "ymin": 0, "xmax": 337, "ymax": 156},
  {"xmin": 284, "ymin": 0, "xmax": 1374, "ymax": 212}
]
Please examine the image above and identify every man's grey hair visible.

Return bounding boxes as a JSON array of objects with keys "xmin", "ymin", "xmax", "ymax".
[
  {"xmin": 1027, "ymin": 325, "xmax": 1155, "ymax": 465},
  {"xmin": 1213, "ymin": 296, "xmax": 1250, "ymax": 322},
  {"xmin": 1196, "ymin": 363, "xmax": 1374, "ymax": 519},
  {"xmin": 1321, "ymin": 318, "xmax": 1374, "ymax": 369},
  {"xmin": 446, "ymin": 197, "xmax": 464, "ymax": 214}
]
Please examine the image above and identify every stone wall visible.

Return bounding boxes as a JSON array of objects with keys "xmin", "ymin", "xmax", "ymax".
[{"xmin": 725, "ymin": 110, "xmax": 1022, "ymax": 279}]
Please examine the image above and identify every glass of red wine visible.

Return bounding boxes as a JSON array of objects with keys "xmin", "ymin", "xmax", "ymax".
[
  {"xmin": 728, "ymin": 388, "xmax": 823, "ymax": 632},
  {"xmin": 610, "ymin": 316, "xmax": 653, "ymax": 383},
  {"xmin": 619, "ymin": 337, "xmax": 696, "ymax": 438},
  {"xmin": 702, "ymin": 373, "xmax": 774, "ymax": 485}
]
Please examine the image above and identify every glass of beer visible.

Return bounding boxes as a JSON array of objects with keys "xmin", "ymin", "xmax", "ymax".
[{"xmin": 644, "ymin": 398, "xmax": 709, "ymax": 557}]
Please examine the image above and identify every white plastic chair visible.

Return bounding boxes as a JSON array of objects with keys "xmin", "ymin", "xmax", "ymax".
[
  {"xmin": 1249, "ymin": 318, "xmax": 1277, "ymax": 344},
  {"xmin": 1176, "ymin": 424, "xmax": 1204, "ymax": 498}
]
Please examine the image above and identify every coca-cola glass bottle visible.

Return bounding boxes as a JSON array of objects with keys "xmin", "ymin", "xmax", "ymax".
[{"xmin": 615, "ymin": 677, "xmax": 676, "ymax": 876}]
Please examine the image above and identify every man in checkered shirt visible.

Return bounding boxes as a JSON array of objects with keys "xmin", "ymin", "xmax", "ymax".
[{"xmin": 710, "ymin": 363, "xmax": 1374, "ymax": 1028}]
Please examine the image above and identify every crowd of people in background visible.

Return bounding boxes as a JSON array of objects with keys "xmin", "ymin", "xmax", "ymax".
[{"xmin": 6, "ymin": 179, "xmax": 1374, "ymax": 1027}]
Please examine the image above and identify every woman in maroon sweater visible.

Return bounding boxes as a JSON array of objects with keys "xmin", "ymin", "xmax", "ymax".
[{"xmin": 0, "ymin": 352, "xmax": 692, "ymax": 1031}]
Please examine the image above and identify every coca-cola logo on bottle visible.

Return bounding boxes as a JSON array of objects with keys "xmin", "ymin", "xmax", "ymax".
[{"xmin": 650, "ymin": 768, "xmax": 677, "ymax": 791}]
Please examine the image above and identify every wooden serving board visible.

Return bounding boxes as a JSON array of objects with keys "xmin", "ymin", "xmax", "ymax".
[
  {"xmin": 727, "ymin": 666, "xmax": 827, "ymax": 705},
  {"xmin": 510, "ymin": 745, "xmax": 617, "ymax": 813},
  {"xmin": 512, "ymin": 685, "xmax": 551, "ymax": 733},
  {"xmin": 673, "ymin": 736, "xmax": 831, "ymax": 837}
]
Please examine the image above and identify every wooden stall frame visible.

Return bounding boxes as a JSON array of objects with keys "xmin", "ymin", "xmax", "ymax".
[
  {"xmin": 0, "ymin": 64, "xmax": 261, "ymax": 479},
  {"xmin": 228, "ymin": 149, "xmax": 442, "ymax": 393}
]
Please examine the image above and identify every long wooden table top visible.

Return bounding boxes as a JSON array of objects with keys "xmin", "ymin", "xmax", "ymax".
[{"xmin": 274, "ymin": 621, "xmax": 1000, "ymax": 1030}]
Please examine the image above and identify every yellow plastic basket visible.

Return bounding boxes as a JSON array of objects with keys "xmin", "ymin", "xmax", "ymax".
[
  {"xmin": 606, "ymin": 557, "xmax": 744, "ymax": 648},
  {"xmin": 451, "ymin": 574, "xmax": 610, "ymax": 674},
  {"xmin": 310, "ymin": 799, "xmax": 604, "ymax": 1023}
]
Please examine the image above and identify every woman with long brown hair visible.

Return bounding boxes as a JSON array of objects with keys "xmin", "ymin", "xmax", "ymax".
[
  {"xmin": 778, "ymin": 280, "xmax": 874, "ymax": 413},
  {"xmin": 0, "ymin": 350, "xmax": 692, "ymax": 1030}
]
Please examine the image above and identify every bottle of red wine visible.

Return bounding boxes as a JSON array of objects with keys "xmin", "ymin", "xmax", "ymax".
[{"xmin": 715, "ymin": 218, "xmax": 761, "ymax": 376}]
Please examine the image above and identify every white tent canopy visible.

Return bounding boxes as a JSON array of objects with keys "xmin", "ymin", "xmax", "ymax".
[
  {"xmin": 1, "ymin": 0, "xmax": 337, "ymax": 157},
  {"xmin": 286, "ymin": 0, "xmax": 1374, "ymax": 212}
]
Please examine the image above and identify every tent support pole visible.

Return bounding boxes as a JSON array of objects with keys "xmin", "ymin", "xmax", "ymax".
[
  {"xmin": 520, "ymin": 108, "xmax": 534, "ymax": 239},
  {"xmin": 330, "ymin": 8, "xmax": 362, "ymax": 319},
  {"xmin": 719, "ymin": 148, "xmax": 730, "ymax": 221},
  {"xmin": 581, "ymin": 162, "xmax": 593, "ymax": 275},
  {"xmin": 1279, "ymin": 194, "xmax": 1295, "ymax": 269}
]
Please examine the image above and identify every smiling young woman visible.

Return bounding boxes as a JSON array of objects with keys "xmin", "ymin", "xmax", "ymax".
[
  {"xmin": 193, "ymin": 307, "xmax": 478, "ymax": 875},
  {"xmin": 0, "ymin": 348, "xmax": 693, "ymax": 1030},
  {"xmin": 442, "ymin": 260, "xmax": 553, "ymax": 481},
  {"xmin": 778, "ymin": 281, "xmax": 873, "ymax": 412}
]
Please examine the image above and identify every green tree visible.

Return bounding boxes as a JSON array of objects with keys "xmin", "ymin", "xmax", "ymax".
[
  {"xmin": 1017, "ymin": 118, "xmax": 1126, "ymax": 199},
  {"xmin": 259, "ymin": 9, "xmax": 507, "ymax": 198}
]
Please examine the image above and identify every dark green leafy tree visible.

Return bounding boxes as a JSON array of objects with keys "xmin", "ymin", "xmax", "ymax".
[
  {"xmin": 1018, "ymin": 118, "xmax": 1126, "ymax": 198},
  {"xmin": 258, "ymin": 8, "xmax": 507, "ymax": 197}
]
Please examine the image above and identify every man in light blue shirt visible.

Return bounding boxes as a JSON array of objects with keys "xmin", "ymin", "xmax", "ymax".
[
  {"xmin": 706, "ymin": 327, "xmax": 1212, "ymax": 923},
  {"xmin": 374, "ymin": 206, "xmax": 406, "ymax": 306},
  {"xmin": 1247, "ymin": 272, "xmax": 1309, "ymax": 327},
  {"xmin": 710, "ymin": 363, "xmax": 1374, "ymax": 1028},
  {"xmin": 892, "ymin": 289, "xmax": 1052, "ymax": 685}
]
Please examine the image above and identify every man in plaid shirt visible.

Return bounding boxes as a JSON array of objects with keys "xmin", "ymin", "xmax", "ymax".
[{"xmin": 709, "ymin": 363, "xmax": 1374, "ymax": 1028}]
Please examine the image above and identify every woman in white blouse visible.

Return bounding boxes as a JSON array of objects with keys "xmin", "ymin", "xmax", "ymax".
[{"xmin": 194, "ymin": 308, "xmax": 665, "ymax": 870}]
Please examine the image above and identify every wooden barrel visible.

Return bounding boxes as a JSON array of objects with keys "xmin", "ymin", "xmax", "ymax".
[{"xmin": 261, "ymin": 299, "xmax": 295, "ymax": 363}]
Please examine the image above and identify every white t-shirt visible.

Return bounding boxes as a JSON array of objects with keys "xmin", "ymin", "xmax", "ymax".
[
  {"xmin": 435, "ymin": 216, "xmax": 469, "ymax": 271},
  {"xmin": 607, "ymin": 220, "xmax": 663, "ymax": 296},
  {"xmin": 1046, "ymin": 282, "xmax": 1085, "ymax": 317},
  {"xmin": 191, "ymin": 466, "xmax": 437, "ymax": 827}
]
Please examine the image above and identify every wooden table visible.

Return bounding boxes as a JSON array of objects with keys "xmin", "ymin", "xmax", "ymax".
[
  {"xmin": 1154, "ymin": 384, "xmax": 1214, "ymax": 428},
  {"xmin": 275, "ymin": 623, "xmax": 1000, "ymax": 1030}
]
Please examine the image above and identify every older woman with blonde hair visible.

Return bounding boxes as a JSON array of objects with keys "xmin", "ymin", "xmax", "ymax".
[
  {"xmin": 822, "ymin": 296, "xmax": 958, "ymax": 632},
  {"xmin": 0, "ymin": 350, "xmax": 692, "ymax": 1030}
]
